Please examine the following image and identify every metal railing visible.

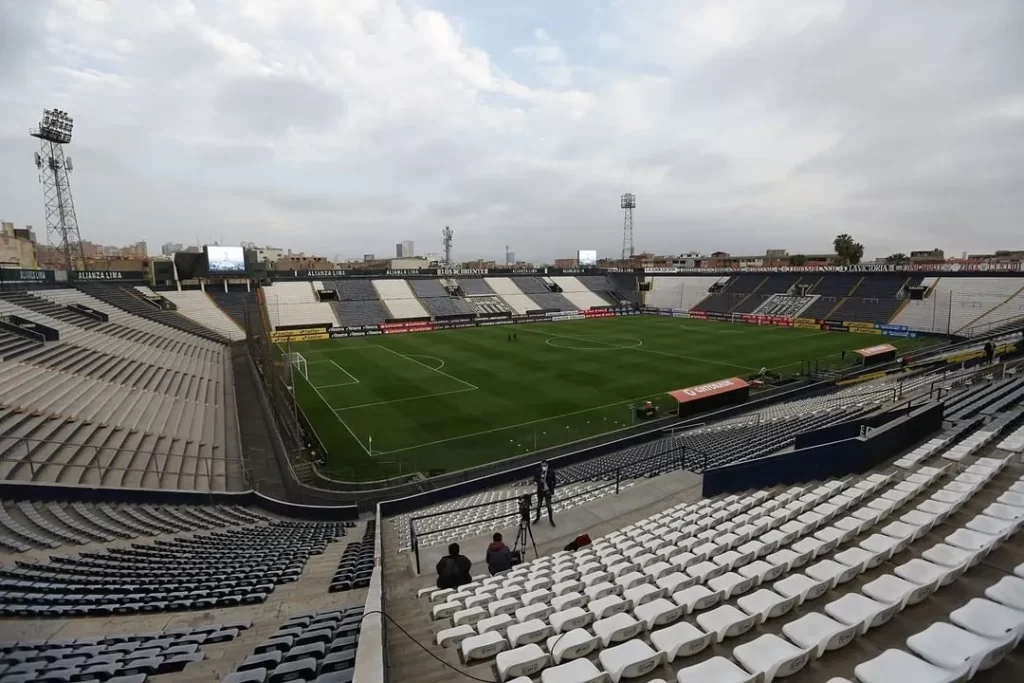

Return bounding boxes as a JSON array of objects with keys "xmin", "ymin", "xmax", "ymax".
[{"xmin": 408, "ymin": 441, "xmax": 688, "ymax": 572}]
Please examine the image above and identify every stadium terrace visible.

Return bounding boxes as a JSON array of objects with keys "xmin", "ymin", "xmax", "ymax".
[{"xmin": 1, "ymin": 261, "xmax": 1023, "ymax": 683}]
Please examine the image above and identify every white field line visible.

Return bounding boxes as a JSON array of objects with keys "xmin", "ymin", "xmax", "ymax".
[
  {"xmin": 512, "ymin": 324, "xmax": 758, "ymax": 373},
  {"xmin": 305, "ymin": 376, "xmax": 370, "ymax": 456},
  {"xmin": 402, "ymin": 354, "xmax": 446, "ymax": 370},
  {"xmin": 333, "ymin": 387, "xmax": 477, "ymax": 412},
  {"xmin": 375, "ymin": 390, "xmax": 668, "ymax": 456},
  {"xmin": 374, "ymin": 345, "xmax": 478, "ymax": 390},
  {"xmin": 303, "ymin": 360, "xmax": 360, "ymax": 387}
]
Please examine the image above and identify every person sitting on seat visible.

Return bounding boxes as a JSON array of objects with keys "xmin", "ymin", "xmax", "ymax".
[
  {"xmin": 485, "ymin": 533, "xmax": 512, "ymax": 576},
  {"xmin": 436, "ymin": 542, "xmax": 472, "ymax": 589}
]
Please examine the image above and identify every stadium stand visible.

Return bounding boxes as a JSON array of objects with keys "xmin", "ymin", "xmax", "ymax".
[
  {"xmin": 893, "ymin": 277, "xmax": 1024, "ymax": 335},
  {"xmin": 409, "ymin": 413, "xmax": 1024, "ymax": 683},
  {"xmin": 330, "ymin": 520, "xmax": 377, "ymax": 593},
  {"xmin": 0, "ymin": 512, "xmax": 351, "ymax": 616},
  {"xmin": 263, "ymin": 282, "xmax": 340, "ymax": 329},
  {"xmin": 729, "ymin": 274, "xmax": 804, "ymax": 314},
  {"xmin": 74, "ymin": 282, "xmax": 229, "ymax": 342},
  {"xmin": 372, "ymin": 279, "xmax": 430, "ymax": 319},
  {"xmin": 0, "ymin": 328, "xmax": 41, "ymax": 360},
  {"xmin": 0, "ymin": 291, "xmax": 236, "ymax": 491},
  {"xmin": 645, "ymin": 276, "xmax": 722, "ymax": 311},
  {"xmin": 574, "ymin": 274, "xmax": 636, "ymax": 305},
  {"xmin": 551, "ymin": 276, "xmax": 614, "ymax": 310},
  {"xmin": 829, "ymin": 274, "xmax": 919, "ymax": 325},
  {"xmin": 799, "ymin": 274, "xmax": 864, "ymax": 320},
  {"xmin": 158, "ymin": 290, "xmax": 246, "ymax": 341},
  {"xmin": 467, "ymin": 295, "xmax": 514, "ymax": 316},
  {"xmin": 408, "ymin": 279, "xmax": 477, "ymax": 317},
  {"xmin": 753, "ymin": 294, "xmax": 817, "ymax": 318},
  {"xmin": 511, "ymin": 277, "xmax": 552, "ymax": 295},
  {"xmin": 458, "ymin": 278, "xmax": 496, "ymax": 295},
  {"xmin": 320, "ymin": 280, "xmax": 390, "ymax": 327},
  {"xmin": 484, "ymin": 277, "xmax": 540, "ymax": 314},
  {"xmin": 207, "ymin": 289, "xmax": 258, "ymax": 330}
]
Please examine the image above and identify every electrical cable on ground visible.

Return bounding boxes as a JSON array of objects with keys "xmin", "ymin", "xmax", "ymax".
[{"xmin": 359, "ymin": 609, "xmax": 571, "ymax": 683}]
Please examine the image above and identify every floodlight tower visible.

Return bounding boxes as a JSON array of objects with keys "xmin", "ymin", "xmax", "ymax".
[
  {"xmin": 442, "ymin": 225, "xmax": 453, "ymax": 266},
  {"xmin": 31, "ymin": 108, "xmax": 86, "ymax": 271},
  {"xmin": 620, "ymin": 193, "xmax": 636, "ymax": 262}
]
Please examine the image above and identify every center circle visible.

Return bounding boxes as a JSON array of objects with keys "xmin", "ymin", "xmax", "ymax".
[{"xmin": 545, "ymin": 335, "xmax": 644, "ymax": 350}]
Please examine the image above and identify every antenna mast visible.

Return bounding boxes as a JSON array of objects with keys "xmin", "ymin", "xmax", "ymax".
[{"xmin": 442, "ymin": 226, "xmax": 453, "ymax": 266}]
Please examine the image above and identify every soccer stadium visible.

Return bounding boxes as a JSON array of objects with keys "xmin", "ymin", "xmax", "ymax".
[{"xmin": 2, "ymin": 262, "xmax": 1024, "ymax": 683}]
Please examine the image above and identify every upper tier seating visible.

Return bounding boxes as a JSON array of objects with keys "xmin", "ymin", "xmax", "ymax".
[
  {"xmin": 74, "ymin": 283, "xmax": 229, "ymax": 343},
  {"xmin": 574, "ymin": 274, "xmax": 637, "ymax": 305},
  {"xmin": 372, "ymin": 279, "xmax": 430, "ymax": 319},
  {"xmin": 551, "ymin": 276, "xmax": 613, "ymax": 310},
  {"xmin": 893, "ymin": 277, "xmax": 1024, "ymax": 335},
  {"xmin": 646, "ymin": 277, "xmax": 723, "ymax": 311},
  {"xmin": 413, "ymin": 414, "xmax": 1024, "ymax": 683},
  {"xmin": 484, "ymin": 278, "xmax": 540, "ymax": 314},
  {"xmin": 458, "ymin": 278, "xmax": 495, "ymax": 295},
  {"xmin": 157, "ymin": 290, "xmax": 246, "ymax": 341},
  {"xmin": 407, "ymin": 279, "xmax": 448, "ymax": 298},
  {"xmin": 264, "ymin": 282, "xmax": 340, "ymax": 329},
  {"xmin": 333, "ymin": 279, "xmax": 379, "ymax": 301},
  {"xmin": 206, "ymin": 289, "xmax": 257, "ymax": 330},
  {"xmin": 511, "ymin": 277, "xmax": 551, "ymax": 294},
  {"xmin": 728, "ymin": 274, "xmax": 805, "ymax": 315},
  {"xmin": 408, "ymin": 279, "xmax": 477, "ymax": 317},
  {"xmin": 0, "ymin": 292, "xmax": 236, "ymax": 492}
]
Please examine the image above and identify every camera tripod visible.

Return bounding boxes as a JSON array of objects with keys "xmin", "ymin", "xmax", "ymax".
[{"xmin": 513, "ymin": 501, "xmax": 539, "ymax": 562}]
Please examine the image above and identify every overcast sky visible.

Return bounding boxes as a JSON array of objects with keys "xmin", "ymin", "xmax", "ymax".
[{"xmin": 1, "ymin": 0, "xmax": 1022, "ymax": 263}]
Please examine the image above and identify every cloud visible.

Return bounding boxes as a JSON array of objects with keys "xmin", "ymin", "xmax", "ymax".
[{"xmin": 0, "ymin": 0, "xmax": 1021, "ymax": 262}]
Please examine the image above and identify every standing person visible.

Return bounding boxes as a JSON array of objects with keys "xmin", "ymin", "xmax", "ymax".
[
  {"xmin": 984, "ymin": 341, "xmax": 995, "ymax": 365},
  {"xmin": 514, "ymin": 332, "xmax": 517, "ymax": 341},
  {"xmin": 533, "ymin": 460, "xmax": 556, "ymax": 526},
  {"xmin": 841, "ymin": 349, "xmax": 847, "ymax": 363},
  {"xmin": 485, "ymin": 533, "xmax": 512, "ymax": 575},
  {"xmin": 435, "ymin": 543, "xmax": 472, "ymax": 589}
]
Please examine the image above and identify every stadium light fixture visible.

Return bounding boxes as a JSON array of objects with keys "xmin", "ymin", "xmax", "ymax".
[{"xmin": 33, "ymin": 108, "xmax": 74, "ymax": 144}]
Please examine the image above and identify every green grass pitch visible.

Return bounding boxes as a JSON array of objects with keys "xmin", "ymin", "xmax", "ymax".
[{"xmin": 286, "ymin": 317, "xmax": 931, "ymax": 481}]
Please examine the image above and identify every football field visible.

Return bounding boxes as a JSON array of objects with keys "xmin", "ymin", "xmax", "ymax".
[{"xmin": 286, "ymin": 317, "xmax": 931, "ymax": 480}]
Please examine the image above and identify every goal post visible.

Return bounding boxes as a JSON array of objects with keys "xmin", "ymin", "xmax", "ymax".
[{"xmin": 284, "ymin": 352, "xmax": 308, "ymax": 380}]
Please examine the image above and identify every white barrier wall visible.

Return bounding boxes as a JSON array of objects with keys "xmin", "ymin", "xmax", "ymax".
[{"xmin": 372, "ymin": 279, "xmax": 430, "ymax": 319}]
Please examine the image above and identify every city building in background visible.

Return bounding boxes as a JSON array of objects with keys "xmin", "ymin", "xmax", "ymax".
[
  {"xmin": 161, "ymin": 242, "xmax": 183, "ymax": 255},
  {"xmin": 395, "ymin": 240, "xmax": 414, "ymax": 258},
  {"xmin": 0, "ymin": 220, "xmax": 38, "ymax": 268}
]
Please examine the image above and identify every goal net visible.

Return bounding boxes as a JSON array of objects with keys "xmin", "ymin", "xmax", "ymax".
[{"xmin": 283, "ymin": 352, "xmax": 308, "ymax": 380}]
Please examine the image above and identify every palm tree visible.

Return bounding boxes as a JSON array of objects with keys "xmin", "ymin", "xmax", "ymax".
[
  {"xmin": 788, "ymin": 254, "xmax": 808, "ymax": 267},
  {"xmin": 886, "ymin": 253, "xmax": 909, "ymax": 264},
  {"xmin": 834, "ymin": 234, "xmax": 865, "ymax": 266}
]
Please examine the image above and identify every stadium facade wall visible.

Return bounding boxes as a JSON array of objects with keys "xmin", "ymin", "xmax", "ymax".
[{"xmin": 702, "ymin": 401, "xmax": 945, "ymax": 496}]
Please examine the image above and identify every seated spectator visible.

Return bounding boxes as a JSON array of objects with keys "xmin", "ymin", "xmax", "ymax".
[
  {"xmin": 485, "ymin": 533, "xmax": 512, "ymax": 575},
  {"xmin": 436, "ymin": 542, "xmax": 472, "ymax": 589}
]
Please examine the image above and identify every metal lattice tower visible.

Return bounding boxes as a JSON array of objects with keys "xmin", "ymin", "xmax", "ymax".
[
  {"xmin": 31, "ymin": 108, "xmax": 85, "ymax": 271},
  {"xmin": 442, "ymin": 225, "xmax": 453, "ymax": 266},
  {"xmin": 620, "ymin": 193, "xmax": 636, "ymax": 261}
]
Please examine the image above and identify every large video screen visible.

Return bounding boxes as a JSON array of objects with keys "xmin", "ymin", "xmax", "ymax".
[
  {"xmin": 206, "ymin": 246, "xmax": 246, "ymax": 273},
  {"xmin": 577, "ymin": 250, "xmax": 597, "ymax": 266}
]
